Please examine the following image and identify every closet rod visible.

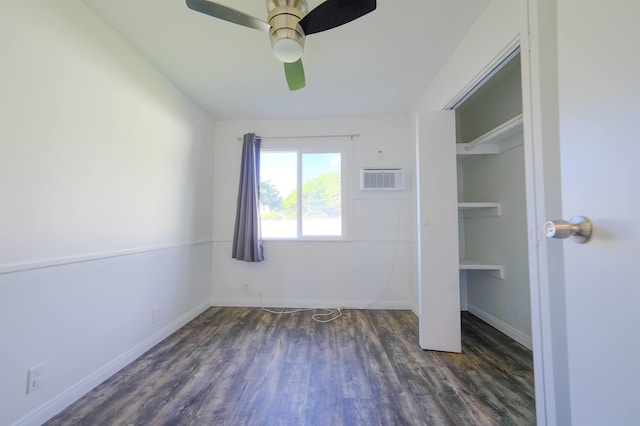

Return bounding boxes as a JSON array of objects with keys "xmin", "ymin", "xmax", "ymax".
[{"xmin": 236, "ymin": 133, "xmax": 360, "ymax": 141}]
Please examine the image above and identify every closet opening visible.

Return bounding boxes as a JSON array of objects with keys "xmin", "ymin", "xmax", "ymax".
[{"xmin": 452, "ymin": 51, "xmax": 533, "ymax": 350}]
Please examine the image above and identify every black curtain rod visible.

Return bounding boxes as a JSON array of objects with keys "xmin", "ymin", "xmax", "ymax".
[{"xmin": 236, "ymin": 134, "xmax": 360, "ymax": 141}]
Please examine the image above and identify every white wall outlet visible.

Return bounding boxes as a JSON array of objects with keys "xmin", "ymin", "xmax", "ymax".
[
  {"xmin": 152, "ymin": 306, "xmax": 160, "ymax": 324},
  {"xmin": 242, "ymin": 283, "xmax": 249, "ymax": 293},
  {"xmin": 26, "ymin": 362, "xmax": 47, "ymax": 394}
]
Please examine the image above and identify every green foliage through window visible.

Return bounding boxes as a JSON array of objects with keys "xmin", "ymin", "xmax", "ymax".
[{"xmin": 260, "ymin": 151, "xmax": 342, "ymax": 238}]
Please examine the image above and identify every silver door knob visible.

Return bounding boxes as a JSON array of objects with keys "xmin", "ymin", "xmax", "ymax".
[{"xmin": 544, "ymin": 216, "xmax": 593, "ymax": 243}]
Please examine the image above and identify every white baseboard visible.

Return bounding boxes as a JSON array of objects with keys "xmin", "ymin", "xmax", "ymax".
[
  {"xmin": 466, "ymin": 304, "xmax": 532, "ymax": 350},
  {"xmin": 213, "ymin": 296, "xmax": 414, "ymax": 311},
  {"xmin": 408, "ymin": 302, "xmax": 419, "ymax": 317},
  {"xmin": 13, "ymin": 300, "xmax": 212, "ymax": 426}
]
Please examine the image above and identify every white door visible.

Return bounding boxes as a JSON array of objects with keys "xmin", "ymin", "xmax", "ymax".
[
  {"xmin": 542, "ymin": 1, "xmax": 640, "ymax": 424},
  {"xmin": 416, "ymin": 110, "xmax": 461, "ymax": 353}
]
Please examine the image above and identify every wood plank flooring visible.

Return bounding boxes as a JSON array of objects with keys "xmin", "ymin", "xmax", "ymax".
[{"xmin": 46, "ymin": 308, "xmax": 535, "ymax": 425}]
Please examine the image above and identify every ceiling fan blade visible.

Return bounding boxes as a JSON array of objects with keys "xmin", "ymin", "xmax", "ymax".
[
  {"xmin": 185, "ymin": 0, "xmax": 270, "ymax": 32},
  {"xmin": 284, "ymin": 60, "xmax": 305, "ymax": 91},
  {"xmin": 299, "ymin": 0, "xmax": 376, "ymax": 36}
]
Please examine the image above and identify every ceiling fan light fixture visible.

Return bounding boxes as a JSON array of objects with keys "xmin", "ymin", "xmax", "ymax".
[
  {"xmin": 273, "ymin": 37, "xmax": 304, "ymax": 63},
  {"xmin": 268, "ymin": 2, "xmax": 307, "ymax": 64}
]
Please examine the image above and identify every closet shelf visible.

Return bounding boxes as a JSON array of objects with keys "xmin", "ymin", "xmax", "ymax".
[
  {"xmin": 456, "ymin": 114, "xmax": 523, "ymax": 157},
  {"xmin": 459, "ymin": 259, "xmax": 505, "ymax": 279},
  {"xmin": 458, "ymin": 202, "xmax": 502, "ymax": 217}
]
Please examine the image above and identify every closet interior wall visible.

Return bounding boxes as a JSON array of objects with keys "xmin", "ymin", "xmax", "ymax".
[{"xmin": 455, "ymin": 54, "xmax": 533, "ymax": 347}]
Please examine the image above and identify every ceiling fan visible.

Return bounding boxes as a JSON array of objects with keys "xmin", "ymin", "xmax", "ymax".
[{"xmin": 185, "ymin": 0, "xmax": 377, "ymax": 91}]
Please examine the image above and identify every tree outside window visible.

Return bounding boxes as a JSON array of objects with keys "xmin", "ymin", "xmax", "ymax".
[{"xmin": 260, "ymin": 151, "xmax": 342, "ymax": 238}]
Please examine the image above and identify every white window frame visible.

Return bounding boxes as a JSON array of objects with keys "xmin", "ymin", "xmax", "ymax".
[{"xmin": 260, "ymin": 138, "xmax": 350, "ymax": 241}]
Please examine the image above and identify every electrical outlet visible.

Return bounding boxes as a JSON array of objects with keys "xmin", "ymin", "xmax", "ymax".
[
  {"xmin": 152, "ymin": 306, "xmax": 160, "ymax": 324},
  {"xmin": 26, "ymin": 363, "xmax": 47, "ymax": 394},
  {"xmin": 242, "ymin": 283, "xmax": 249, "ymax": 293}
]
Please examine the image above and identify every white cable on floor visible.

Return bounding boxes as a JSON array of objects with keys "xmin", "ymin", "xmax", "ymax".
[
  {"xmin": 252, "ymin": 291, "xmax": 342, "ymax": 323},
  {"xmin": 256, "ymin": 292, "xmax": 343, "ymax": 323},
  {"xmin": 311, "ymin": 308, "xmax": 342, "ymax": 323}
]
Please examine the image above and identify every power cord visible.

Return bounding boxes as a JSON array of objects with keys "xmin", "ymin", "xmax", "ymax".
[
  {"xmin": 363, "ymin": 195, "xmax": 405, "ymax": 309},
  {"xmin": 255, "ymin": 291, "xmax": 343, "ymax": 323},
  {"xmin": 310, "ymin": 308, "xmax": 343, "ymax": 323}
]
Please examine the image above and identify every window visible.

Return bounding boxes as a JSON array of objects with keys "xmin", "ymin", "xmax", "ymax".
[{"xmin": 260, "ymin": 144, "xmax": 344, "ymax": 239}]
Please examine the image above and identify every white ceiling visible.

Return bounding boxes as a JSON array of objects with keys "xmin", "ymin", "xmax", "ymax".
[{"xmin": 83, "ymin": 0, "xmax": 488, "ymax": 121}]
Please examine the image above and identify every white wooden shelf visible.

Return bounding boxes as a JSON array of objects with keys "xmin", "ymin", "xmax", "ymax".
[
  {"xmin": 459, "ymin": 259, "xmax": 505, "ymax": 279},
  {"xmin": 458, "ymin": 202, "xmax": 501, "ymax": 217},
  {"xmin": 456, "ymin": 114, "xmax": 523, "ymax": 157}
]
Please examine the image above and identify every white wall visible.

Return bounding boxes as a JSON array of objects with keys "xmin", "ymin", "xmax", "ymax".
[
  {"xmin": 0, "ymin": 1, "xmax": 214, "ymax": 424},
  {"xmin": 414, "ymin": 0, "xmax": 521, "ymax": 112},
  {"xmin": 211, "ymin": 117, "xmax": 416, "ymax": 310}
]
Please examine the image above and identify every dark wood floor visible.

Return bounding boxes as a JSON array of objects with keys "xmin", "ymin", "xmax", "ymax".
[{"xmin": 46, "ymin": 308, "xmax": 535, "ymax": 425}]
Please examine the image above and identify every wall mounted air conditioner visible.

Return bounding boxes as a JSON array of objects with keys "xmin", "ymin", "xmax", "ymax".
[{"xmin": 360, "ymin": 168, "xmax": 405, "ymax": 191}]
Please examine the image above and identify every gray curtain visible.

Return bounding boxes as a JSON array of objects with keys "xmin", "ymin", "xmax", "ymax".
[{"xmin": 232, "ymin": 133, "xmax": 264, "ymax": 262}]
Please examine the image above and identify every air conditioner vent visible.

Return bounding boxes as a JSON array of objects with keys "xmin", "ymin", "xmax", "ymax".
[{"xmin": 360, "ymin": 168, "xmax": 405, "ymax": 191}]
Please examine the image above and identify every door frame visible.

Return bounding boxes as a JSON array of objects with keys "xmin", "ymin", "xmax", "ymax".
[{"xmin": 520, "ymin": 1, "xmax": 567, "ymax": 424}]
